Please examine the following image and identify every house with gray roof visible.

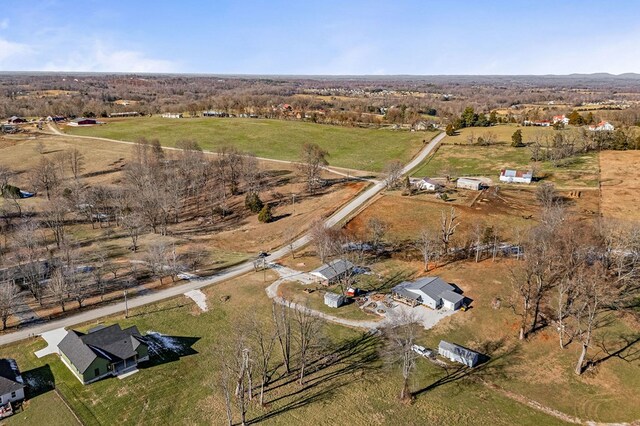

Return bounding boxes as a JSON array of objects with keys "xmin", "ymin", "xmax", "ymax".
[
  {"xmin": 0, "ymin": 359, "xmax": 25, "ymax": 413},
  {"xmin": 438, "ymin": 340, "xmax": 480, "ymax": 367},
  {"xmin": 311, "ymin": 259, "xmax": 355, "ymax": 286},
  {"xmin": 391, "ymin": 277, "xmax": 464, "ymax": 310},
  {"xmin": 58, "ymin": 324, "xmax": 149, "ymax": 384}
]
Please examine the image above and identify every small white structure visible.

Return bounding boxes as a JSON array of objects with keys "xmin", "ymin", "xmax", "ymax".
[
  {"xmin": 499, "ymin": 169, "xmax": 533, "ymax": 184},
  {"xmin": 438, "ymin": 341, "xmax": 480, "ymax": 367},
  {"xmin": 161, "ymin": 113, "xmax": 183, "ymax": 119},
  {"xmin": 552, "ymin": 114, "xmax": 569, "ymax": 125},
  {"xmin": 456, "ymin": 177, "xmax": 483, "ymax": 191},
  {"xmin": 324, "ymin": 292, "xmax": 345, "ymax": 308},
  {"xmin": 588, "ymin": 121, "xmax": 615, "ymax": 131},
  {"xmin": 415, "ymin": 177, "xmax": 441, "ymax": 191}
]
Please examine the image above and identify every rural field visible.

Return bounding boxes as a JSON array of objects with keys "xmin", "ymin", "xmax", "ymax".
[
  {"xmin": 0, "ymin": 132, "xmax": 368, "ymax": 328},
  {"xmin": 3, "ymin": 258, "xmax": 638, "ymax": 425},
  {"xmin": 63, "ymin": 117, "xmax": 434, "ymax": 172},
  {"xmin": 411, "ymin": 125, "xmax": 600, "ymax": 188},
  {"xmin": 600, "ymin": 150, "xmax": 640, "ymax": 221}
]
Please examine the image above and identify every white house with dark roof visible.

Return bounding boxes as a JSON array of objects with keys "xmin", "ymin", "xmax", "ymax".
[
  {"xmin": 415, "ymin": 177, "xmax": 442, "ymax": 191},
  {"xmin": 310, "ymin": 259, "xmax": 355, "ymax": 286},
  {"xmin": 0, "ymin": 358, "xmax": 25, "ymax": 416},
  {"xmin": 391, "ymin": 277, "xmax": 464, "ymax": 310},
  {"xmin": 58, "ymin": 324, "xmax": 150, "ymax": 384}
]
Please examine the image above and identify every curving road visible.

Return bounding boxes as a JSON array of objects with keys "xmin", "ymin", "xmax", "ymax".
[{"xmin": 0, "ymin": 131, "xmax": 444, "ymax": 347}]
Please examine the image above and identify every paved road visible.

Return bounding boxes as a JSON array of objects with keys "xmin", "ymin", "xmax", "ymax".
[{"xmin": 0, "ymin": 131, "xmax": 444, "ymax": 347}]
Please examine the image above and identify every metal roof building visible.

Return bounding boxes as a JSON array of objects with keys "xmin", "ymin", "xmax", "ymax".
[{"xmin": 438, "ymin": 340, "xmax": 480, "ymax": 367}]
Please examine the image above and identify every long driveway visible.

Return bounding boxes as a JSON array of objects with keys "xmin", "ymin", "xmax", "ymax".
[{"xmin": 0, "ymin": 131, "xmax": 444, "ymax": 347}]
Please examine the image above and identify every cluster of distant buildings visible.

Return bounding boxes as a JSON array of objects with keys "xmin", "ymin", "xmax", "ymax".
[{"xmin": 522, "ymin": 114, "xmax": 615, "ymax": 131}]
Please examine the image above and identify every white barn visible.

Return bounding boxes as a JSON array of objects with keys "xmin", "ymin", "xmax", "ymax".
[
  {"xmin": 161, "ymin": 113, "xmax": 183, "ymax": 118},
  {"xmin": 456, "ymin": 177, "xmax": 483, "ymax": 191},
  {"xmin": 438, "ymin": 341, "xmax": 480, "ymax": 367},
  {"xmin": 499, "ymin": 169, "xmax": 532, "ymax": 184}
]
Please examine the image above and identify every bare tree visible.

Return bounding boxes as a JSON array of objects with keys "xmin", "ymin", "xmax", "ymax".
[
  {"xmin": 0, "ymin": 281, "xmax": 18, "ymax": 330},
  {"xmin": 309, "ymin": 219, "xmax": 333, "ymax": 263},
  {"xmin": 146, "ymin": 241, "xmax": 169, "ymax": 284},
  {"xmin": 440, "ymin": 207, "xmax": 459, "ymax": 255},
  {"xmin": 122, "ymin": 212, "xmax": 145, "ymax": 252},
  {"xmin": 367, "ymin": 217, "xmax": 388, "ymax": 250},
  {"xmin": 67, "ymin": 148, "xmax": 85, "ymax": 179},
  {"xmin": 49, "ymin": 267, "xmax": 69, "ymax": 312},
  {"xmin": 416, "ymin": 228, "xmax": 438, "ymax": 271},
  {"xmin": 293, "ymin": 305, "xmax": 323, "ymax": 385},
  {"xmin": 382, "ymin": 310, "xmax": 421, "ymax": 401},
  {"xmin": 536, "ymin": 182, "xmax": 558, "ymax": 209},
  {"xmin": 272, "ymin": 299, "xmax": 292, "ymax": 374},
  {"xmin": 42, "ymin": 198, "xmax": 68, "ymax": 249},
  {"xmin": 299, "ymin": 143, "xmax": 329, "ymax": 194},
  {"xmin": 383, "ymin": 160, "xmax": 404, "ymax": 189},
  {"xmin": 248, "ymin": 314, "xmax": 277, "ymax": 406},
  {"xmin": 30, "ymin": 157, "xmax": 59, "ymax": 200}
]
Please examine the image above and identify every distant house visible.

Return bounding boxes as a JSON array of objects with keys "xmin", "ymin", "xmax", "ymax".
[
  {"xmin": 552, "ymin": 114, "xmax": 569, "ymax": 125},
  {"xmin": 588, "ymin": 121, "xmax": 615, "ymax": 131},
  {"xmin": 161, "ymin": 113, "xmax": 183, "ymax": 119},
  {"xmin": 0, "ymin": 358, "xmax": 25, "ymax": 417},
  {"xmin": 391, "ymin": 277, "xmax": 464, "ymax": 310},
  {"xmin": 108, "ymin": 112, "xmax": 139, "ymax": 118},
  {"xmin": 7, "ymin": 116, "xmax": 26, "ymax": 124},
  {"xmin": 202, "ymin": 110, "xmax": 228, "ymax": 117},
  {"xmin": 456, "ymin": 177, "xmax": 483, "ymax": 191},
  {"xmin": 68, "ymin": 117, "xmax": 99, "ymax": 126},
  {"xmin": 46, "ymin": 115, "xmax": 66, "ymax": 122},
  {"xmin": 324, "ymin": 292, "xmax": 345, "ymax": 308},
  {"xmin": 438, "ymin": 340, "xmax": 480, "ymax": 367},
  {"xmin": 415, "ymin": 177, "xmax": 442, "ymax": 191},
  {"xmin": 310, "ymin": 259, "xmax": 355, "ymax": 286},
  {"xmin": 1, "ymin": 124, "xmax": 18, "ymax": 134},
  {"xmin": 523, "ymin": 120, "xmax": 550, "ymax": 127},
  {"xmin": 499, "ymin": 169, "xmax": 532, "ymax": 184},
  {"xmin": 58, "ymin": 324, "xmax": 150, "ymax": 384}
]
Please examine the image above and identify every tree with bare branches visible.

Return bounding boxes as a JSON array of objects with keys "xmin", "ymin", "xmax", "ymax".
[
  {"xmin": 440, "ymin": 207, "xmax": 459, "ymax": 255},
  {"xmin": 0, "ymin": 281, "xmax": 18, "ymax": 330},
  {"xmin": 416, "ymin": 228, "xmax": 438, "ymax": 271},
  {"xmin": 382, "ymin": 310, "xmax": 421, "ymax": 401},
  {"xmin": 293, "ymin": 304, "xmax": 323, "ymax": 385},
  {"xmin": 299, "ymin": 143, "xmax": 329, "ymax": 194}
]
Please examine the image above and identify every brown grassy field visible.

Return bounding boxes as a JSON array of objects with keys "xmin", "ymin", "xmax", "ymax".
[
  {"xmin": 600, "ymin": 150, "xmax": 640, "ymax": 221},
  {"xmin": 0, "ymin": 133, "xmax": 368, "ymax": 328}
]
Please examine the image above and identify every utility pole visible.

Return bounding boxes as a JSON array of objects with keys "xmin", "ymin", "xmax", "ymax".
[
  {"xmin": 292, "ymin": 193, "xmax": 296, "ymax": 216},
  {"xmin": 124, "ymin": 290, "xmax": 129, "ymax": 318}
]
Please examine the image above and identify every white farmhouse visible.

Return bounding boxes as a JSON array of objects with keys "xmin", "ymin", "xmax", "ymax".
[
  {"xmin": 415, "ymin": 177, "xmax": 442, "ymax": 191},
  {"xmin": 588, "ymin": 121, "xmax": 615, "ymax": 131}
]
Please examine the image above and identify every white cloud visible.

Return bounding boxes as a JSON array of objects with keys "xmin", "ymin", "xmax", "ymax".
[
  {"xmin": 42, "ymin": 42, "xmax": 178, "ymax": 73},
  {"xmin": 0, "ymin": 38, "xmax": 34, "ymax": 65}
]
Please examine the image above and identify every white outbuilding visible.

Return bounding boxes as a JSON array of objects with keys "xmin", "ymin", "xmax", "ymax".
[
  {"xmin": 324, "ymin": 292, "xmax": 345, "ymax": 308},
  {"xmin": 438, "ymin": 341, "xmax": 480, "ymax": 367},
  {"xmin": 456, "ymin": 177, "xmax": 483, "ymax": 190}
]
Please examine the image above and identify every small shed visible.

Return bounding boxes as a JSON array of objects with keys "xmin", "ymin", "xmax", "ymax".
[
  {"xmin": 456, "ymin": 178, "xmax": 482, "ymax": 190},
  {"xmin": 438, "ymin": 340, "xmax": 480, "ymax": 367},
  {"xmin": 324, "ymin": 292, "xmax": 345, "ymax": 308}
]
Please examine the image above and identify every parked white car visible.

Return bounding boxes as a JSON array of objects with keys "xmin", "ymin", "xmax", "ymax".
[{"xmin": 412, "ymin": 344, "xmax": 434, "ymax": 358}]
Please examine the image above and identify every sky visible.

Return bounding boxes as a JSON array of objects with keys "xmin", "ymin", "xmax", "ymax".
[{"xmin": 1, "ymin": 0, "xmax": 640, "ymax": 75}]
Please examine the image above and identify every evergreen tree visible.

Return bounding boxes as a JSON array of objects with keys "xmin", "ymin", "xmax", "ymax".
[
  {"xmin": 511, "ymin": 129, "xmax": 524, "ymax": 147},
  {"xmin": 245, "ymin": 193, "xmax": 264, "ymax": 213},
  {"xmin": 258, "ymin": 205, "xmax": 273, "ymax": 223},
  {"xmin": 445, "ymin": 123, "xmax": 456, "ymax": 136}
]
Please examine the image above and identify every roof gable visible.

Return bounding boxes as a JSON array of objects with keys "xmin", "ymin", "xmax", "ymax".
[{"xmin": 0, "ymin": 359, "xmax": 24, "ymax": 395}]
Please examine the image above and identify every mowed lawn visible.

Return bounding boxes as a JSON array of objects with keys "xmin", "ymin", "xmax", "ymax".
[
  {"xmin": 64, "ymin": 117, "xmax": 433, "ymax": 172},
  {"xmin": 2, "ymin": 270, "xmax": 571, "ymax": 426},
  {"xmin": 412, "ymin": 125, "xmax": 600, "ymax": 187}
]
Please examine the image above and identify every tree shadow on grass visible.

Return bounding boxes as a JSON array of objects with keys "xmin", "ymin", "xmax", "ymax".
[
  {"xmin": 250, "ymin": 332, "xmax": 382, "ymax": 424},
  {"xmin": 590, "ymin": 333, "xmax": 640, "ymax": 369},
  {"xmin": 139, "ymin": 334, "xmax": 200, "ymax": 368},
  {"xmin": 412, "ymin": 338, "xmax": 520, "ymax": 399},
  {"xmin": 22, "ymin": 364, "xmax": 55, "ymax": 398}
]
